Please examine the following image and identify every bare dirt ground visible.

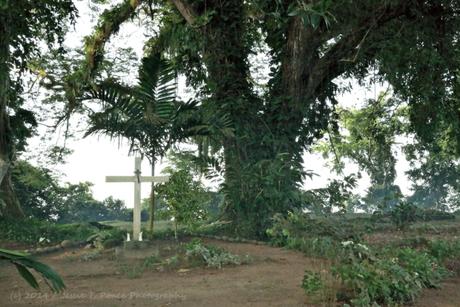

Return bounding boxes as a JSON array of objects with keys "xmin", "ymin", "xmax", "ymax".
[
  {"xmin": 414, "ymin": 277, "xmax": 460, "ymax": 307},
  {"xmin": 0, "ymin": 239, "xmax": 326, "ymax": 307},
  {"xmin": 0, "ymin": 239, "xmax": 459, "ymax": 307}
]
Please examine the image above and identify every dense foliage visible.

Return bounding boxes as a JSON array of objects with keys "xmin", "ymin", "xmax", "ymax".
[
  {"xmin": 156, "ymin": 152, "xmax": 211, "ymax": 237},
  {"xmin": 154, "ymin": 0, "xmax": 460, "ymax": 237},
  {"xmin": 1, "ymin": 0, "xmax": 459, "ymax": 240},
  {"xmin": 0, "ymin": 218, "xmax": 95, "ymax": 245},
  {"xmin": 10, "ymin": 160, "xmax": 130, "ymax": 223},
  {"xmin": 0, "ymin": 0, "xmax": 76, "ymax": 218}
]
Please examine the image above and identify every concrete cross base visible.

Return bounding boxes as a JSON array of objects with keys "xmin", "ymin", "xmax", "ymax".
[{"xmin": 123, "ymin": 240, "xmax": 151, "ymax": 250}]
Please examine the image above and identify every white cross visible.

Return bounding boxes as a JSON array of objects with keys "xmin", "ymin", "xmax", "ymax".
[{"xmin": 106, "ymin": 157, "xmax": 169, "ymax": 241}]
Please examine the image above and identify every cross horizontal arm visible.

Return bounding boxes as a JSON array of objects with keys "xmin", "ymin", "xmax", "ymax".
[
  {"xmin": 139, "ymin": 176, "xmax": 170, "ymax": 183},
  {"xmin": 105, "ymin": 176, "xmax": 170, "ymax": 183},
  {"xmin": 106, "ymin": 176, "xmax": 136, "ymax": 182}
]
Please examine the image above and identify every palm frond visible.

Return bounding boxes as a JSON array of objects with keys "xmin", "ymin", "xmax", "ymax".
[
  {"xmin": 0, "ymin": 248, "xmax": 65, "ymax": 292},
  {"xmin": 137, "ymin": 52, "xmax": 176, "ymax": 120}
]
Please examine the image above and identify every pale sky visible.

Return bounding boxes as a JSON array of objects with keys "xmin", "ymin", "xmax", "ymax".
[{"xmin": 24, "ymin": 0, "xmax": 411, "ymax": 208}]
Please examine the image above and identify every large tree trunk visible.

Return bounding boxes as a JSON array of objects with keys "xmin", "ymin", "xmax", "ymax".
[
  {"xmin": 171, "ymin": 0, "xmax": 308, "ymax": 238},
  {"xmin": 169, "ymin": 0, "xmax": 414, "ymax": 238},
  {"xmin": 200, "ymin": 0, "xmax": 272, "ymax": 238},
  {"xmin": 0, "ymin": 11, "xmax": 24, "ymax": 219}
]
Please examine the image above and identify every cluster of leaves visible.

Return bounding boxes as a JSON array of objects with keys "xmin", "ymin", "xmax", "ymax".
[
  {"xmin": 83, "ymin": 51, "xmax": 191, "ymax": 159},
  {"xmin": 301, "ymin": 270, "xmax": 324, "ymax": 294},
  {"xmin": 394, "ymin": 238, "xmax": 460, "ymax": 263},
  {"xmin": 185, "ymin": 239, "xmax": 247, "ymax": 269},
  {"xmin": 86, "ymin": 227, "xmax": 126, "ymax": 249},
  {"xmin": 156, "ymin": 151, "xmax": 212, "ymax": 237},
  {"xmin": 298, "ymin": 238, "xmax": 453, "ymax": 306},
  {"xmin": 389, "ymin": 201, "xmax": 419, "ymax": 230},
  {"xmin": 406, "ymin": 143, "xmax": 460, "ymax": 211},
  {"xmin": 332, "ymin": 243, "xmax": 447, "ymax": 306},
  {"xmin": 0, "ymin": 248, "xmax": 65, "ymax": 293},
  {"xmin": 426, "ymin": 240, "xmax": 460, "ymax": 263}
]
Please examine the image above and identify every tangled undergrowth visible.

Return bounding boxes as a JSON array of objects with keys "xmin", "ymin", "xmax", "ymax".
[{"xmin": 267, "ymin": 210, "xmax": 460, "ymax": 306}]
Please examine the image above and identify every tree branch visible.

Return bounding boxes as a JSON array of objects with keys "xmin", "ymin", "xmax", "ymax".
[
  {"xmin": 307, "ymin": 3, "xmax": 410, "ymax": 95},
  {"xmin": 169, "ymin": 0, "xmax": 197, "ymax": 25},
  {"xmin": 53, "ymin": 0, "xmax": 145, "ymax": 127},
  {"xmin": 84, "ymin": 0, "xmax": 145, "ymax": 79}
]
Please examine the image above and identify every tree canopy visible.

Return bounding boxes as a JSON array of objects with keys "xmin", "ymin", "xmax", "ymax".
[
  {"xmin": 2, "ymin": 0, "xmax": 460, "ymax": 238},
  {"xmin": 0, "ymin": 0, "xmax": 76, "ymax": 218}
]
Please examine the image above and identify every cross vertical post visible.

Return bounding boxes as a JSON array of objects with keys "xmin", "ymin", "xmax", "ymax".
[{"xmin": 133, "ymin": 157, "xmax": 142, "ymax": 242}]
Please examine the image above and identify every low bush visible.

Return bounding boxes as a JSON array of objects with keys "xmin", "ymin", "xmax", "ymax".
[
  {"xmin": 86, "ymin": 228, "xmax": 125, "ymax": 249},
  {"xmin": 267, "ymin": 211, "xmax": 373, "ymax": 258},
  {"xmin": 267, "ymin": 211, "xmax": 368, "ymax": 245},
  {"xmin": 185, "ymin": 239, "xmax": 249, "ymax": 268},
  {"xmin": 302, "ymin": 270, "xmax": 324, "ymax": 294},
  {"xmin": 426, "ymin": 239, "xmax": 460, "ymax": 262},
  {"xmin": 418, "ymin": 209, "xmax": 456, "ymax": 222},
  {"xmin": 390, "ymin": 202, "xmax": 418, "ymax": 230},
  {"xmin": 270, "ymin": 212, "xmax": 455, "ymax": 306},
  {"xmin": 0, "ymin": 218, "xmax": 95, "ymax": 245},
  {"xmin": 388, "ymin": 205, "xmax": 455, "ymax": 230},
  {"xmin": 394, "ymin": 236, "xmax": 431, "ymax": 249},
  {"xmin": 332, "ymin": 243, "xmax": 447, "ymax": 306}
]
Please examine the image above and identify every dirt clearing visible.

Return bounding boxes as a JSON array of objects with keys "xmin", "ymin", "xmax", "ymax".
[{"xmin": 0, "ymin": 239, "xmax": 459, "ymax": 306}]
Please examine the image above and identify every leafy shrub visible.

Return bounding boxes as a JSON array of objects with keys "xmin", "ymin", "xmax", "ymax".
[
  {"xmin": 267, "ymin": 211, "xmax": 371, "ymax": 258},
  {"xmin": 118, "ymin": 263, "xmax": 145, "ymax": 279},
  {"xmin": 302, "ymin": 270, "xmax": 324, "ymax": 294},
  {"xmin": 86, "ymin": 228, "xmax": 125, "ymax": 249},
  {"xmin": 390, "ymin": 202, "xmax": 418, "ymax": 230},
  {"xmin": 370, "ymin": 210, "xmax": 392, "ymax": 224},
  {"xmin": 297, "ymin": 237, "xmax": 341, "ymax": 258},
  {"xmin": 396, "ymin": 248, "xmax": 446, "ymax": 288},
  {"xmin": 267, "ymin": 211, "xmax": 454, "ymax": 305},
  {"xmin": 185, "ymin": 239, "xmax": 247, "ymax": 268},
  {"xmin": 387, "ymin": 204, "xmax": 455, "ymax": 230},
  {"xmin": 142, "ymin": 254, "xmax": 161, "ymax": 268},
  {"xmin": 426, "ymin": 240, "xmax": 460, "ymax": 262},
  {"xmin": 333, "ymin": 244, "xmax": 447, "ymax": 306}
]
